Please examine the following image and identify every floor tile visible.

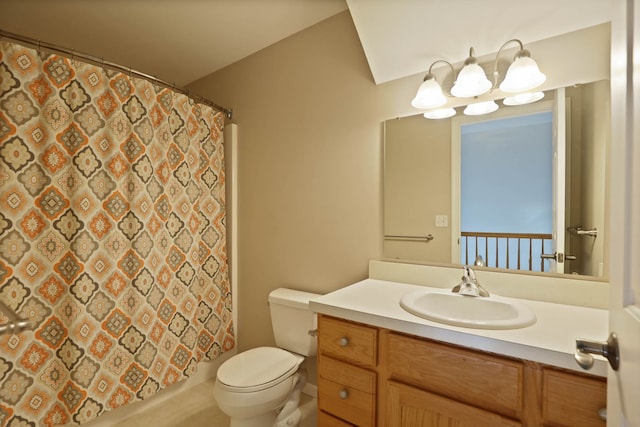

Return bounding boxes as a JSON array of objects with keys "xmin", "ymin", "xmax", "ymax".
[{"xmin": 115, "ymin": 379, "xmax": 317, "ymax": 427}]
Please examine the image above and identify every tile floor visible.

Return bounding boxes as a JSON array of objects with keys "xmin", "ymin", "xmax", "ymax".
[{"xmin": 115, "ymin": 378, "xmax": 317, "ymax": 427}]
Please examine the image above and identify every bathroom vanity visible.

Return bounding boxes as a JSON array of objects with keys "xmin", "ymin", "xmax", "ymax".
[{"xmin": 310, "ymin": 264, "xmax": 608, "ymax": 427}]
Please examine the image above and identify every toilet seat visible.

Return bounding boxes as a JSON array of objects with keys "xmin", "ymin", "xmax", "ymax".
[{"xmin": 216, "ymin": 347, "xmax": 303, "ymax": 393}]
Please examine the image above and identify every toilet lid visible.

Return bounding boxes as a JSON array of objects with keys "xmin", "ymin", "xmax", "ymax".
[{"xmin": 217, "ymin": 347, "xmax": 300, "ymax": 392}]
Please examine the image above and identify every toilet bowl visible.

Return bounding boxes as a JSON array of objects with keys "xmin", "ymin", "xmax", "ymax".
[{"xmin": 213, "ymin": 288, "xmax": 319, "ymax": 427}]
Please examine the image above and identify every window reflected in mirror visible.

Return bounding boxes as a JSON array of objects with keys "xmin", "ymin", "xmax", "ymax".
[{"xmin": 459, "ymin": 110, "xmax": 553, "ymax": 273}]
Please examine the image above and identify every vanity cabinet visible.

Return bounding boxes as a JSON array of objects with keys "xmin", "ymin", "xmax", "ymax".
[{"xmin": 317, "ymin": 315, "xmax": 606, "ymax": 427}]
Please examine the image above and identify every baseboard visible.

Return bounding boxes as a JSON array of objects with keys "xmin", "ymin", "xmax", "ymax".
[{"xmin": 302, "ymin": 383, "xmax": 317, "ymax": 398}]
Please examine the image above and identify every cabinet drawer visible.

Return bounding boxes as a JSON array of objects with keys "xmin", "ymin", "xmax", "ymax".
[
  {"xmin": 386, "ymin": 332, "xmax": 523, "ymax": 419},
  {"xmin": 318, "ymin": 410, "xmax": 355, "ymax": 426},
  {"xmin": 319, "ymin": 356, "xmax": 376, "ymax": 394},
  {"xmin": 318, "ymin": 315, "xmax": 377, "ymax": 367},
  {"xmin": 318, "ymin": 376, "xmax": 375, "ymax": 427},
  {"xmin": 542, "ymin": 369, "xmax": 606, "ymax": 426},
  {"xmin": 318, "ymin": 356, "xmax": 376, "ymax": 426}
]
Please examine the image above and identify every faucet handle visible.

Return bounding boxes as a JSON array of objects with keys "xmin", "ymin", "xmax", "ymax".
[
  {"xmin": 464, "ymin": 266, "xmax": 476, "ymax": 281},
  {"xmin": 476, "ymin": 284, "xmax": 490, "ymax": 297},
  {"xmin": 454, "ymin": 266, "xmax": 490, "ymax": 297}
]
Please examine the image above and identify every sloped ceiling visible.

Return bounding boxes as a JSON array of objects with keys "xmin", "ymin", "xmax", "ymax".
[
  {"xmin": 0, "ymin": 0, "xmax": 612, "ymax": 87},
  {"xmin": 0, "ymin": 0, "xmax": 348, "ymax": 86},
  {"xmin": 347, "ymin": 0, "xmax": 613, "ymax": 84}
]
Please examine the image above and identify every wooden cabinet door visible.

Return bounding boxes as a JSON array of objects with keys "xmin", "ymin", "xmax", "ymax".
[
  {"xmin": 386, "ymin": 381, "xmax": 521, "ymax": 427},
  {"xmin": 386, "ymin": 332, "xmax": 523, "ymax": 419},
  {"xmin": 542, "ymin": 369, "xmax": 606, "ymax": 426}
]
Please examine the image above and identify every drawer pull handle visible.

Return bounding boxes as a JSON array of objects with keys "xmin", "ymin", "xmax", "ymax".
[
  {"xmin": 339, "ymin": 389, "xmax": 349, "ymax": 400},
  {"xmin": 339, "ymin": 337, "xmax": 349, "ymax": 347}
]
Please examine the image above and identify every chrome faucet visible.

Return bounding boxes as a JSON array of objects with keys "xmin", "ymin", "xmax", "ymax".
[{"xmin": 452, "ymin": 266, "xmax": 490, "ymax": 297}]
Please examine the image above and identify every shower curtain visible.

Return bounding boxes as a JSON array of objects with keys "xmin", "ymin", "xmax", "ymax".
[{"xmin": 0, "ymin": 40, "xmax": 235, "ymax": 425}]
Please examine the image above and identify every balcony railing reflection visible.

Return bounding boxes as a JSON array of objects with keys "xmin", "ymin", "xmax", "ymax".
[{"xmin": 461, "ymin": 231, "xmax": 553, "ymax": 272}]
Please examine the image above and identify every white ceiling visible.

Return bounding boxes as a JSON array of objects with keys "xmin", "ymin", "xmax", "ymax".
[
  {"xmin": 0, "ymin": 0, "xmax": 612, "ymax": 87},
  {"xmin": 347, "ymin": 0, "xmax": 613, "ymax": 84}
]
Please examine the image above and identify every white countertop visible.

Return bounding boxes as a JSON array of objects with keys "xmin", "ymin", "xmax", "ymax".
[{"xmin": 310, "ymin": 278, "xmax": 609, "ymax": 377}]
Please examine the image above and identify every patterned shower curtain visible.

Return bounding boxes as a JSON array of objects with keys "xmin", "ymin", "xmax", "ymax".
[{"xmin": 0, "ymin": 40, "xmax": 235, "ymax": 426}]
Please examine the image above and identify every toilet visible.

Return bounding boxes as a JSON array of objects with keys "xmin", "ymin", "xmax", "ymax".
[{"xmin": 213, "ymin": 288, "xmax": 320, "ymax": 427}]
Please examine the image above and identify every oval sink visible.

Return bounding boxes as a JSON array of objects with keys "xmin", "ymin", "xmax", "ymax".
[{"xmin": 400, "ymin": 290, "xmax": 536, "ymax": 330}]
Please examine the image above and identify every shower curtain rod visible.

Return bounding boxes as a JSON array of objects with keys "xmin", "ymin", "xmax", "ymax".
[{"xmin": 0, "ymin": 29, "xmax": 233, "ymax": 119}]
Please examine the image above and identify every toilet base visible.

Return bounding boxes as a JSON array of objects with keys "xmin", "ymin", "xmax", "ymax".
[
  {"xmin": 274, "ymin": 369, "xmax": 306, "ymax": 427},
  {"xmin": 275, "ymin": 408, "xmax": 301, "ymax": 427},
  {"xmin": 215, "ymin": 370, "xmax": 306, "ymax": 427}
]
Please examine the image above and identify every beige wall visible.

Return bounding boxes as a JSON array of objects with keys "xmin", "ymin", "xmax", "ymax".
[
  {"xmin": 565, "ymin": 81, "xmax": 610, "ymax": 277},
  {"xmin": 384, "ymin": 115, "xmax": 451, "ymax": 262},
  {"xmin": 580, "ymin": 80, "xmax": 610, "ymax": 277},
  {"xmin": 565, "ymin": 85, "xmax": 585, "ymax": 273},
  {"xmin": 188, "ymin": 11, "xmax": 418, "ymax": 352},
  {"xmin": 187, "ymin": 11, "xmax": 610, "ymax": 354}
]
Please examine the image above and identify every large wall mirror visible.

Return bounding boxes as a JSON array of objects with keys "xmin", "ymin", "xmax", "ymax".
[{"xmin": 383, "ymin": 25, "xmax": 610, "ymax": 280}]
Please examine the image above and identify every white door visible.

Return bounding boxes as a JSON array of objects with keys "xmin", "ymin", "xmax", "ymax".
[{"xmin": 606, "ymin": 0, "xmax": 640, "ymax": 424}]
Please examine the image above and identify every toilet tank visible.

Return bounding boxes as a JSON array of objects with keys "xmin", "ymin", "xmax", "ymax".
[{"xmin": 268, "ymin": 288, "xmax": 320, "ymax": 356}]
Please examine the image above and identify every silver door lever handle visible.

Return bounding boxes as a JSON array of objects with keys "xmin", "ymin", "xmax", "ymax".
[{"xmin": 575, "ymin": 333, "xmax": 619, "ymax": 371}]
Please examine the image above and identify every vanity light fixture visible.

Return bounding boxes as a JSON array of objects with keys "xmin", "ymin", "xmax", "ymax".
[
  {"xmin": 451, "ymin": 48, "xmax": 492, "ymax": 98},
  {"xmin": 497, "ymin": 40, "xmax": 547, "ymax": 93},
  {"xmin": 413, "ymin": 39, "xmax": 546, "ymax": 119},
  {"xmin": 411, "ymin": 60, "xmax": 454, "ymax": 109},
  {"xmin": 423, "ymin": 108, "xmax": 456, "ymax": 119},
  {"xmin": 503, "ymin": 91, "xmax": 545, "ymax": 106},
  {"xmin": 464, "ymin": 100, "xmax": 499, "ymax": 116}
]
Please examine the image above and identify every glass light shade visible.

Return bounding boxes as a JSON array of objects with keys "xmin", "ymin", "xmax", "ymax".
[
  {"xmin": 411, "ymin": 76, "xmax": 447, "ymax": 109},
  {"xmin": 451, "ymin": 63, "xmax": 492, "ymax": 98},
  {"xmin": 499, "ymin": 56, "xmax": 546, "ymax": 93},
  {"xmin": 464, "ymin": 100, "xmax": 499, "ymax": 116},
  {"xmin": 423, "ymin": 108, "xmax": 456, "ymax": 119},
  {"xmin": 503, "ymin": 91, "xmax": 544, "ymax": 106}
]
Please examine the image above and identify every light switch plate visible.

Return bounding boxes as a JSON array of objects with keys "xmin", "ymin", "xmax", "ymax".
[{"xmin": 435, "ymin": 215, "xmax": 448, "ymax": 227}]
